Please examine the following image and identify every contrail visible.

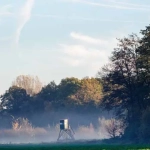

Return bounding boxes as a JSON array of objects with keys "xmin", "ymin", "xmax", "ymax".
[
  {"xmin": 65, "ymin": 0, "xmax": 150, "ymax": 11},
  {"xmin": 15, "ymin": 0, "xmax": 35, "ymax": 46},
  {"xmin": 106, "ymin": 0, "xmax": 150, "ymax": 9}
]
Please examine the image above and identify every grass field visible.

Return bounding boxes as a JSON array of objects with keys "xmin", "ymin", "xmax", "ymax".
[{"xmin": 0, "ymin": 144, "xmax": 150, "ymax": 150}]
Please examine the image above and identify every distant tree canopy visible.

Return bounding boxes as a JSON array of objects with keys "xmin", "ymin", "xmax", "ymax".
[
  {"xmin": 12, "ymin": 75, "xmax": 43, "ymax": 96},
  {"xmin": 69, "ymin": 78, "xmax": 103, "ymax": 105},
  {"xmin": 0, "ymin": 86, "xmax": 30, "ymax": 117},
  {"xmin": 0, "ymin": 76, "xmax": 103, "ymax": 126},
  {"xmin": 39, "ymin": 81, "xmax": 58, "ymax": 102},
  {"xmin": 38, "ymin": 77, "xmax": 103, "ymax": 111}
]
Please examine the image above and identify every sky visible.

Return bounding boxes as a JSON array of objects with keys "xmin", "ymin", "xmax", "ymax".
[{"xmin": 0, "ymin": 0, "xmax": 150, "ymax": 94}]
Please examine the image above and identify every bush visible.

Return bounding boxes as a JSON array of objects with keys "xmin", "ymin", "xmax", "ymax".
[{"xmin": 98, "ymin": 118, "xmax": 125, "ymax": 139}]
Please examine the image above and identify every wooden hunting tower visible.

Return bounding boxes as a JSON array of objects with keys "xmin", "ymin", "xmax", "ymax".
[{"xmin": 57, "ymin": 119, "xmax": 75, "ymax": 142}]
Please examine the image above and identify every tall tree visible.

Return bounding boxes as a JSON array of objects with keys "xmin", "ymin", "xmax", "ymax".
[
  {"xmin": 39, "ymin": 81, "xmax": 58, "ymax": 102},
  {"xmin": 0, "ymin": 86, "xmax": 30, "ymax": 117},
  {"xmin": 58, "ymin": 77, "xmax": 81, "ymax": 100},
  {"xmin": 98, "ymin": 34, "xmax": 141, "ymax": 123},
  {"xmin": 12, "ymin": 75, "xmax": 43, "ymax": 96},
  {"xmin": 136, "ymin": 25, "xmax": 150, "ymax": 107},
  {"xmin": 37, "ymin": 81, "xmax": 58, "ymax": 111},
  {"xmin": 69, "ymin": 78, "xmax": 103, "ymax": 106}
]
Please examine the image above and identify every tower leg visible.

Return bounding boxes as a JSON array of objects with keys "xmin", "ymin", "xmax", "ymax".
[
  {"xmin": 65, "ymin": 129, "xmax": 75, "ymax": 140},
  {"xmin": 57, "ymin": 130, "xmax": 63, "ymax": 141},
  {"xmin": 57, "ymin": 129, "xmax": 75, "ymax": 142}
]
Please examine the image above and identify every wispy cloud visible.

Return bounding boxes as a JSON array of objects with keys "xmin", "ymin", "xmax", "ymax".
[
  {"xmin": 106, "ymin": 0, "xmax": 150, "ymax": 8},
  {"xmin": 60, "ymin": 43, "xmax": 110, "ymax": 70},
  {"xmin": 59, "ymin": 32, "xmax": 118, "ymax": 72},
  {"xmin": 61, "ymin": 44, "xmax": 105, "ymax": 58},
  {"xmin": 70, "ymin": 32, "xmax": 108, "ymax": 45},
  {"xmin": 63, "ymin": 0, "xmax": 150, "ymax": 11},
  {"xmin": 0, "ymin": 4, "xmax": 13, "ymax": 17},
  {"xmin": 33, "ymin": 14, "xmax": 149, "ymax": 24},
  {"xmin": 0, "ymin": 4, "xmax": 14, "ymax": 43},
  {"xmin": 15, "ymin": 0, "xmax": 35, "ymax": 46},
  {"xmin": 33, "ymin": 14, "xmax": 102, "ymax": 21}
]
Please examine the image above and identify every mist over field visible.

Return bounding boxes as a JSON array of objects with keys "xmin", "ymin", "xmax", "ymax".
[
  {"xmin": 0, "ymin": 76, "xmax": 113, "ymax": 144},
  {"xmin": 0, "ymin": 110, "xmax": 114, "ymax": 144}
]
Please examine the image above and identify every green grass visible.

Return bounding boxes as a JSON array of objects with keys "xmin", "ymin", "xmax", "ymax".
[{"xmin": 0, "ymin": 144, "xmax": 150, "ymax": 150}]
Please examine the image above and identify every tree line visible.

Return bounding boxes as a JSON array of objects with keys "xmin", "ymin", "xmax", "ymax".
[{"xmin": 0, "ymin": 75, "xmax": 103, "ymax": 128}]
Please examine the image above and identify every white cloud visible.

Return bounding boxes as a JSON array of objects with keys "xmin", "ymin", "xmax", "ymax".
[
  {"xmin": 70, "ymin": 32, "xmax": 108, "ymax": 45},
  {"xmin": 60, "ymin": 44, "xmax": 108, "ymax": 58},
  {"xmin": 61, "ymin": 44, "xmax": 89, "ymax": 57},
  {"xmin": 61, "ymin": 57, "xmax": 84, "ymax": 67},
  {"xmin": 60, "ymin": 44, "xmax": 110, "ymax": 74},
  {"xmin": 15, "ymin": 0, "xmax": 35, "ymax": 46},
  {"xmin": 59, "ymin": 32, "xmax": 119, "ymax": 74},
  {"xmin": 60, "ymin": 46, "xmax": 112, "ymax": 71}
]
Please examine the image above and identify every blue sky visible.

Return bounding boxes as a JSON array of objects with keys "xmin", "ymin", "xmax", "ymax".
[{"xmin": 0, "ymin": 0, "xmax": 150, "ymax": 94}]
